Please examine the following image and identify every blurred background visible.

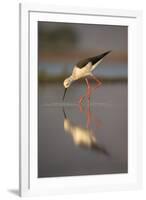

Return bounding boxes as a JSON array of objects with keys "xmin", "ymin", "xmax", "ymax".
[
  {"xmin": 38, "ymin": 22, "xmax": 127, "ymax": 83},
  {"xmin": 38, "ymin": 21, "xmax": 128, "ymax": 178}
]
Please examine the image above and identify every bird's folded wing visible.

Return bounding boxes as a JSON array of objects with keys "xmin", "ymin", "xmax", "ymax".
[{"xmin": 76, "ymin": 51, "xmax": 111, "ymax": 69}]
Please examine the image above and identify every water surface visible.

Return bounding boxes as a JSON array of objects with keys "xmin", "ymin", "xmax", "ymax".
[{"xmin": 38, "ymin": 83, "xmax": 128, "ymax": 177}]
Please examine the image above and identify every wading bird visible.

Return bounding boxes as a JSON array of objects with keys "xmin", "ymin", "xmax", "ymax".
[
  {"xmin": 63, "ymin": 108, "xmax": 108, "ymax": 155},
  {"xmin": 63, "ymin": 51, "xmax": 111, "ymax": 103}
]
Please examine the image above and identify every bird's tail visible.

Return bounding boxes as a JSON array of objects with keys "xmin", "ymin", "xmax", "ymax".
[{"xmin": 91, "ymin": 50, "xmax": 111, "ymax": 71}]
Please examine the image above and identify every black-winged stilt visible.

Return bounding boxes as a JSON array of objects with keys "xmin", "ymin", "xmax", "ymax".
[
  {"xmin": 63, "ymin": 50, "xmax": 111, "ymax": 103},
  {"xmin": 63, "ymin": 108, "xmax": 108, "ymax": 154}
]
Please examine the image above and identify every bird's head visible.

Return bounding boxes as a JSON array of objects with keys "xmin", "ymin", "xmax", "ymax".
[
  {"xmin": 63, "ymin": 77, "xmax": 73, "ymax": 88},
  {"xmin": 63, "ymin": 76, "xmax": 73, "ymax": 100}
]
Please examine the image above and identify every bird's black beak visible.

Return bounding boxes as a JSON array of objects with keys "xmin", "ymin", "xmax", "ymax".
[
  {"xmin": 62, "ymin": 107, "xmax": 67, "ymax": 119},
  {"xmin": 63, "ymin": 88, "xmax": 67, "ymax": 101}
]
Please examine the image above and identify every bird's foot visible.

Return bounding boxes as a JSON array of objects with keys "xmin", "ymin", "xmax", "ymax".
[
  {"xmin": 78, "ymin": 96, "xmax": 84, "ymax": 105},
  {"xmin": 91, "ymin": 76, "xmax": 102, "ymax": 91},
  {"xmin": 78, "ymin": 96, "xmax": 85, "ymax": 112}
]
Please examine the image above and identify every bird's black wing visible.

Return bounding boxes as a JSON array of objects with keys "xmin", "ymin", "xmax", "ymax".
[{"xmin": 76, "ymin": 50, "xmax": 111, "ymax": 69}]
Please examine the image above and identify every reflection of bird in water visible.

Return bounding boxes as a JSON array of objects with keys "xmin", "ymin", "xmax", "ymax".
[
  {"xmin": 63, "ymin": 51, "xmax": 111, "ymax": 104},
  {"xmin": 63, "ymin": 108, "xmax": 108, "ymax": 155}
]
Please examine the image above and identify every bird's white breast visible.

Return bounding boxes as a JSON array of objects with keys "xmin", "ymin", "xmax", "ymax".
[{"xmin": 72, "ymin": 62, "xmax": 92, "ymax": 80}]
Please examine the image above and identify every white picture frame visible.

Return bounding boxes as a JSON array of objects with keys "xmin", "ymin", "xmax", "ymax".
[{"xmin": 19, "ymin": 3, "xmax": 142, "ymax": 197}]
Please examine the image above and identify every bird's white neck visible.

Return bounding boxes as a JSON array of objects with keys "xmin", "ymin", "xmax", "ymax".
[{"xmin": 68, "ymin": 75, "xmax": 74, "ymax": 82}]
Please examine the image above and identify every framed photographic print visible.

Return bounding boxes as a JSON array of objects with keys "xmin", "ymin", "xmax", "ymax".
[{"xmin": 19, "ymin": 3, "xmax": 142, "ymax": 197}]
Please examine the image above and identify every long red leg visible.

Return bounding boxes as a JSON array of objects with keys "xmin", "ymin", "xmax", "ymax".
[
  {"xmin": 86, "ymin": 100, "xmax": 91, "ymax": 128},
  {"xmin": 78, "ymin": 78, "xmax": 91, "ymax": 108},
  {"xmin": 78, "ymin": 95, "xmax": 85, "ymax": 113},
  {"xmin": 79, "ymin": 95, "xmax": 85, "ymax": 104},
  {"xmin": 85, "ymin": 78, "xmax": 91, "ymax": 101},
  {"xmin": 85, "ymin": 76, "xmax": 102, "ymax": 128},
  {"xmin": 85, "ymin": 78, "xmax": 91, "ymax": 128},
  {"xmin": 78, "ymin": 79, "xmax": 100, "ymax": 128},
  {"xmin": 79, "ymin": 98, "xmax": 83, "ymax": 112},
  {"xmin": 91, "ymin": 75, "xmax": 102, "ymax": 91}
]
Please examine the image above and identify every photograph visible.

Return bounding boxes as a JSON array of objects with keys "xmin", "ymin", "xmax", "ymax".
[{"xmin": 38, "ymin": 21, "xmax": 128, "ymax": 178}]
